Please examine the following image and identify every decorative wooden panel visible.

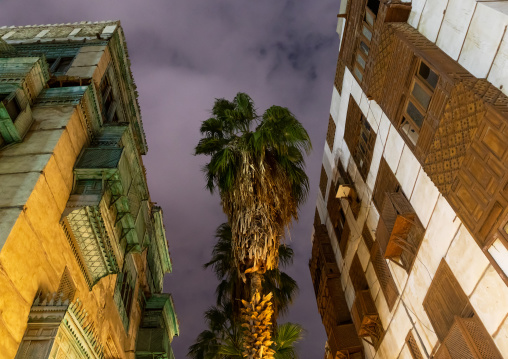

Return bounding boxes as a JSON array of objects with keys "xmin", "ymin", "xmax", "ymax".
[
  {"xmin": 433, "ymin": 316, "xmax": 502, "ymax": 359},
  {"xmin": 406, "ymin": 331, "xmax": 423, "ymax": 359},
  {"xmin": 370, "ymin": 242, "xmax": 398, "ymax": 310},
  {"xmin": 365, "ymin": 24, "xmax": 395, "ymax": 101},
  {"xmin": 446, "ymin": 85, "xmax": 508, "ymax": 250},
  {"xmin": 372, "ymin": 157, "xmax": 399, "ymax": 212},
  {"xmin": 326, "ymin": 114, "xmax": 336, "ymax": 151},
  {"xmin": 424, "ymin": 82, "xmax": 485, "ymax": 194},
  {"xmin": 362, "ymin": 222, "xmax": 374, "ymax": 251},
  {"xmin": 349, "ymin": 253, "xmax": 368, "ymax": 292},
  {"xmin": 319, "ymin": 165, "xmax": 328, "ymax": 199},
  {"xmin": 423, "ymin": 260, "xmax": 474, "ymax": 342},
  {"xmin": 344, "ymin": 96, "xmax": 363, "ymax": 155}
]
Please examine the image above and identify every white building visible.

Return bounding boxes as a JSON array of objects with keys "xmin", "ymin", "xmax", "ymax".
[{"xmin": 310, "ymin": 1, "xmax": 508, "ymax": 358}]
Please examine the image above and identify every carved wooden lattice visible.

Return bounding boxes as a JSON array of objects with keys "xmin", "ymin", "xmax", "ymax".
[
  {"xmin": 433, "ymin": 316, "xmax": 502, "ymax": 359},
  {"xmin": 372, "ymin": 157, "xmax": 399, "ymax": 212},
  {"xmin": 424, "ymin": 82, "xmax": 485, "ymax": 194},
  {"xmin": 344, "ymin": 96, "xmax": 363, "ymax": 156},
  {"xmin": 406, "ymin": 331, "xmax": 423, "ymax": 359},
  {"xmin": 366, "ymin": 25, "xmax": 395, "ymax": 101},
  {"xmin": 370, "ymin": 242, "xmax": 398, "ymax": 310},
  {"xmin": 326, "ymin": 114, "xmax": 336, "ymax": 151},
  {"xmin": 423, "ymin": 260, "xmax": 474, "ymax": 342}
]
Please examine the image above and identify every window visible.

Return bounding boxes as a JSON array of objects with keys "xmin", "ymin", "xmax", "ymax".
[
  {"xmin": 399, "ymin": 61, "xmax": 438, "ymax": 146},
  {"xmin": 100, "ymin": 74, "xmax": 119, "ymax": 123},
  {"xmin": 74, "ymin": 179, "xmax": 102, "ymax": 195},
  {"xmin": 0, "ymin": 92, "xmax": 21, "ymax": 121},
  {"xmin": 352, "ymin": 5, "xmax": 376, "ymax": 83},
  {"xmin": 115, "ymin": 266, "xmax": 136, "ymax": 331},
  {"xmin": 423, "ymin": 260, "xmax": 474, "ymax": 342},
  {"xmin": 47, "ymin": 56, "xmax": 74, "ymax": 74},
  {"xmin": 344, "ymin": 97, "xmax": 376, "ymax": 180},
  {"xmin": 352, "ymin": 116, "xmax": 376, "ymax": 180}
]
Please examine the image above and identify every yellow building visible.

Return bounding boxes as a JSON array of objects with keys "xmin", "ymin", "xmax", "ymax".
[{"xmin": 0, "ymin": 21, "xmax": 178, "ymax": 358}]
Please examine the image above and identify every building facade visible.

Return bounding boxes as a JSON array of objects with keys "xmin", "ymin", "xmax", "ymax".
[
  {"xmin": 310, "ymin": 1, "xmax": 508, "ymax": 358},
  {"xmin": 0, "ymin": 22, "xmax": 178, "ymax": 358}
]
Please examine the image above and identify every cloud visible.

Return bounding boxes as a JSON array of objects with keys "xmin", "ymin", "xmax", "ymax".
[{"xmin": 0, "ymin": 0, "xmax": 340, "ymax": 356}]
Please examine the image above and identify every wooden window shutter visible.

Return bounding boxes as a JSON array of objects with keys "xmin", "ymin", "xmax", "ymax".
[
  {"xmin": 433, "ymin": 316, "xmax": 502, "ymax": 359},
  {"xmin": 406, "ymin": 331, "xmax": 424, "ymax": 359},
  {"xmin": 372, "ymin": 157, "xmax": 400, "ymax": 212},
  {"xmin": 370, "ymin": 242, "xmax": 399, "ymax": 310},
  {"xmin": 319, "ymin": 165, "xmax": 328, "ymax": 199},
  {"xmin": 362, "ymin": 222, "xmax": 374, "ymax": 251},
  {"xmin": 326, "ymin": 115, "xmax": 336, "ymax": 151},
  {"xmin": 349, "ymin": 253, "xmax": 368, "ymax": 292},
  {"xmin": 423, "ymin": 260, "xmax": 474, "ymax": 342},
  {"xmin": 352, "ymin": 117, "xmax": 377, "ymax": 180},
  {"xmin": 344, "ymin": 96, "xmax": 363, "ymax": 155}
]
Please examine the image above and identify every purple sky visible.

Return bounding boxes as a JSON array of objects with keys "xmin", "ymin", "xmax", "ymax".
[{"xmin": 0, "ymin": 1, "xmax": 339, "ymax": 356}]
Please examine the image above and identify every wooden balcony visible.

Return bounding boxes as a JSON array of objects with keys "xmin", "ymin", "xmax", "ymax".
[
  {"xmin": 433, "ymin": 316, "xmax": 502, "ymax": 359},
  {"xmin": 351, "ymin": 290, "xmax": 382, "ymax": 342}
]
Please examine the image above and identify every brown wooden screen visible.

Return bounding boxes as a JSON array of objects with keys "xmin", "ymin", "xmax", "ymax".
[
  {"xmin": 319, "ymin": 165, "xmax": 328, "ymax": 199},
  {"xmin": 344, "ymin": 96, "xmax": 363, "ymax": 156},
  {"xmin": 423, "ymin": 260, "xmax": 474, "ymax": 342},
  {"xmin": 349, "ymin": 253, "xmax": 369, "ymax": 292},
  {"xmin": 406, "ymin": 331, "xmax": 423, "ymax": 359},
  {"xmin": 326, "ymin": 114, "xmax": 336, "ymax": 151},
  {"xmin": 372, "ymin": 157, "xmax": 400, "ymax": 211},
  {"xmin": 433, "ymin": 316, "xmax": 502, "ymax": 359},
  {"xmin": 370, "ymin": 242, "xmax": 399, "ymax": 310},
  {"xmin": 362, "ymin": 222, "xmax": 374, "ymax": 251},
  {"xmin": 353, "ymin": 117, "xmax": 377, "ymax": 180}
]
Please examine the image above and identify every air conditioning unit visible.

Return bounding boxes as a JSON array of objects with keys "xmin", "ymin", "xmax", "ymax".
[{"xmin": 336, "ymin": 177, "xmax": 355, "ymax": 199}]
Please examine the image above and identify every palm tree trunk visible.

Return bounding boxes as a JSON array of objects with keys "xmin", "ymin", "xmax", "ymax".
[{"xmin": 249, "ymin": 271, "xmax": 262, "ymax": 297}]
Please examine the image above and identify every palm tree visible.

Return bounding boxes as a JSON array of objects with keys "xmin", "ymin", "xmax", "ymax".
[
  {"xmin": 195, "ymin": 93, "xmax": 311, "ymax": 358},
  {"xmin": 188, "ymin": 301, "xmax": 304, "ymax": 359},
  {"xmin": 205, "ymin": 223, "xmax": 298, "ymax": 319}
]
